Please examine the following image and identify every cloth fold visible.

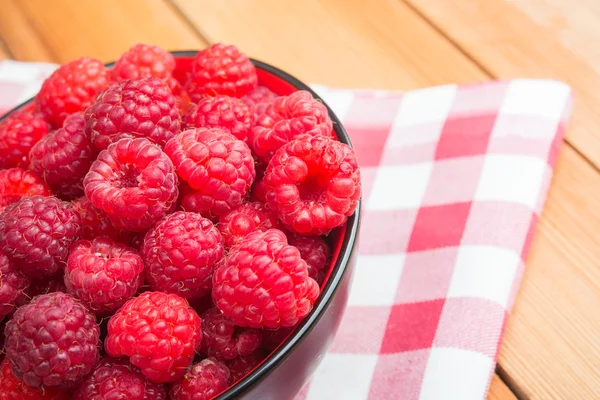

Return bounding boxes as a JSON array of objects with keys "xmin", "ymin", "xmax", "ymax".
[{"xmin": 0, "ymin": 61, "xmax": 572, "ymax": 400}]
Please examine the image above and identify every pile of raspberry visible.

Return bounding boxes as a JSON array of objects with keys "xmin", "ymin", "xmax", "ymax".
[{"xmin": 0, "ymin": 43, "xmax": 360, "ymax": 399}]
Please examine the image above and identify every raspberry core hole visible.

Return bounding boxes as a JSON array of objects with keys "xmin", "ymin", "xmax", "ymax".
[
  {"xmin": 118, "ymin": 164, "xmax": 141, "ymax": 188},
  {"xmin": 297, "ymin": 174, "xmax": 328, "ymax": 202}
]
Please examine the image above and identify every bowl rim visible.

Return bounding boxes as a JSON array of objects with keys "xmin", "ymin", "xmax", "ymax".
[{"xmin": 0, "ymin": 51, "xmax": 362, "ymax": 399}]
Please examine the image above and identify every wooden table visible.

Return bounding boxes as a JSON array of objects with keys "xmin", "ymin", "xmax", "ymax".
[{"xmin": 1, "ymin": 1, "xmax": 598, "ymax": 398}]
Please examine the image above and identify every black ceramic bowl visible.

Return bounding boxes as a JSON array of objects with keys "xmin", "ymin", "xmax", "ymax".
[{"xmin": 0, "ymin": 51, "xmax": 361, "ymax": 400}]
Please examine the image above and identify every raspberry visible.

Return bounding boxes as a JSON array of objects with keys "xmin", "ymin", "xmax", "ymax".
[
  {"xmin": 183, "ymin": 95, "xmax": 254, "ymax": 142},
  {"xmin": 226, "ymin": 351, "xmax": 265, "ymax": 383},
  {"xmin": 4, "ymin": 292, "xmax": 100, "ymax": 388},
  {"xmin": 249, "ymin": 90, "xmax": 333, "ymax": 162},
  {"xmin": 241, "ymin": 86, "xmax": 277, "ymax": 116},
  {"xmin": 85, "ymin": 77, "xmax": 181, "ymax": 150},
  {"xmin": 0, "ymin": 359, "xmax": 68, "ymax": 400},
  {"xmin": 264, "ymin": 135, "xmax": 360, "ymax": 235},
  {"xmin": 36, "ymin": 57, "xmax": 109, "ymax": 128},
  {"xmin": 169, "ymin": 358, "xmax": 230, "ymax": 400},
  {"xmin": 0, "ymin": 196, "xmax": 81, "ymax": 278},
  {"xmin": 65, "ymin": 236, "xmax": 144, "ymax": 314},
  {"xmin": 29, "ymin": 113, "xmax": 98, "ymax": 200},
  {"xmin": 104, "ymin": 291, "xmax": 202, "ymax": 383},
  {"xmin": 0, "ymin": 253, "xmax": 30, "ymax": 322},
  {"xmin": 165, "ymin": 128, "xmax": 255, "ymax": 220},
  {"xmin": 261, "ymin": 327, "xmax": 293, "ymax": 352},
  {"xmin": 287, "ymin": 233, "xmax": 331, "ymax": 285},
  {"xmin": 0, "ymin": 109, "xmax": 50, "ymax": 169},
  {"xmin": 84, "ymin": 138, "xmax": 179, "ymax": 232},
  {"xmin": 200, "ymin": 307, "xmax": 262, "ymax": 361},
  {"xmin": 71, "ymin": 196, "xmax": 133, "ymax": 243},
  {"xmin": 212, "ymin": 229, "xmax": 320, "ymax": 329},
  {"xmin": 112, "ymin": 43, "xmax": 176, "ymax": 83},
  {"xmin": 142, "ymin": 212, "xmax": 223, "ymax": 299},
  {"xmin": 217, "ymin": 202, "xmax": 280, "ymax": 248},
  {"xmin": 0, "ymin": 168, "xmax": 51, "ymax": 213},
  {"xmin": 75, "ymin": 357, "xmax": 166, "ymax": 400},
  {"xmin": 250, "ymin": 163, "xmax": 268, "ymax": 203},
  {"xmin": 185, "ymin": 43, "xmax": 257, "ymax": 101}
]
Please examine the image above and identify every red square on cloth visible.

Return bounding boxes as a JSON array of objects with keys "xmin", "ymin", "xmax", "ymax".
[
  {"xmin": 407, "ymin": 202, "xmax": 472, "ymax": 252},
  {"xmin": 435, "ymin": 114, "xmax": 498, "ymax": 159}
]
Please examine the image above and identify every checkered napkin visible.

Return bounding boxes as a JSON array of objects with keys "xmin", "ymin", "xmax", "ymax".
[{"xmin": 0, "ymin": 61, "xmax": 572, "ymax": 400}]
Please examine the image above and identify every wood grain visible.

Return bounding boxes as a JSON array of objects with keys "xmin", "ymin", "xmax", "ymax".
[
  {"xmin": 488, "ymin": 375, "xmax": 517, "ymax": 400},
  {"xmin": 170, "ymin": 0, "xmax": 488, "ymax": 89},
  {"xmin": 5, "ymin": 0, "xmax": 207, "ymax": 64},
  {"xmin": 407, "ymin": 0, "xmax": 600, "ymax": 168},
  {"xmin": 0, "ymin": 0, "xmax": 55, "ymax": 62},
  {"xmin": 0, "ymin": 40, "xmax": 10, "ymax": 60}
]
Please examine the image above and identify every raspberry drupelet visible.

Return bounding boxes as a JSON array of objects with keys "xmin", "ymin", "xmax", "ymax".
[
  {"xmin": 83, "ymin": 137, "xmax": 179, "ymax": 232},
  {"xmin": 0, "ymin": 253, "xmax": 30, "ymax": 322},
  {"xmin": 185, "ymin": 43, "xmax": 257, "ymax": 101},
  {"xmin": 85, "ymin": 77, "xmax": 181, "ymax": 150},
  {"xmin": 241, "ymin": 86, "xmax": 277, "ymax": 116},
  {"xmin": 111, "ymin": 43, "xmax": 176, "ymax": 83},
  {"xmin": 74, "ymin": 357, "xmax": 167, "ymax": 400},
  {"xmin": 0, "ymin": 196, "xmax": 81, "ymax": 278},
  {"xmin": 263, "ymin": 135, "xmax": 361, "ymax": 235},
  {"xmin": 212, "ymin": 229, "xmax": 320, "ymax": 329},
  {"xmin": 104, "ymin": 291, "xmax": 202, "ymax": 383},
  {"xmin": 183, "ymin": 95, "xmax": 254, "ymax": 143},
  {"xmin": 0, "ymin": 168, "xmax": 51, "ymax": 213},
  {"xmin": 29, "ymin": 112, "xmax": 98, "ymax": 200},
  {"xmin": 165, "ymin": 127, "xmax": 255, "ymax": 220},
  {"xmin": 70, "ymin": 196, "xmax": 133, "ymax": 243},
  {"xmin": 0, "ymin": 109, "xmax": 50, "ymax": 169},
  {"xmin": 200, "ymin": 307, "xmax": 262, "ymax": 361},
  {"xmin": 249, "ymin": 90, "xmax": 333, "ymax": 163},
  {"xmin": 0, "ymin": 359, "xmax": 68, "ymax": 400},
  {"xmin": 287, "ymin": 233, "xmax": 331, "ymax": 285},
  {"xmin": 169, "ymin": 358, "xmax": 231, "ymax": 400},
  {"xmin": 36, "ymin": 57, "xmax": 110, "ymax": 127},
  {"xmin": 217, "ymin": 201, "xmax": 280, "ymax": 248},
  {"xmin": 4, "ymin": 292, "xmax": 101, "ymax": 389},
  {"xmin": 65, "ymin": 236, "xmax": 145, "ymax": 315},
  {"xmin": 141, "ymin": 212, "xmax": 224, "ymax": 299}
]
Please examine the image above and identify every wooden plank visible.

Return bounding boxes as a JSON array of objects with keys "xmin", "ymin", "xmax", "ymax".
[
  {"xmin": 171, "ymin": 0, "xmax": 488, "ymax": 89},
  {"xmin": 171, "ymin": 1, "xmax": 518, "ymax": 398},
  {"xmin": 0, "ymin": 40, "xmax": 10, "ymax": 60},
  {"xmin": 407, "ymin": 0, "xmax": 600, "ymax": 168},
  {"xmin": 488, "ymin": 375, "xmax": 517, "ymax": 400},
  {"xmin": 9, "ymin": 0, "xmax": 207, "ymax": 64},
  {"xmin": 0, "ymin": 0, "xmax": 55, "ymax": 62}
]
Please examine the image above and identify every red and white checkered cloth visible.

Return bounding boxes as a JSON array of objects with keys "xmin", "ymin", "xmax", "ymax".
[{"xmin": 0, "ymin": 61, "xmax": 572, "ymax": 400}]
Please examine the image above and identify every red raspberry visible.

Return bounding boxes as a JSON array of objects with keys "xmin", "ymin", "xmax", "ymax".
[
  {"xmin": 0, "ymin": 196, "xmax": 81, "ymax": 278},
  {"xmin": 27, "ymin": 273, "xmax": 67, "ymax": 298},
  {"xmin": 226, "ymin": 351, "xmax": 265, "ymax": 383},
  {"xmin": 287, "ymin": 233, "xmax": 331, "ymax": 285},
  {"xmin": 0, "ymin": 253, "xmax": 30, "ymax": 322},
  {"xmin": 71, "ymin": 196, "xmax": 133, "ymax": 243},
  {"xmin": 241, "ymin": 86, "xmax": 277, "ymax": 116},
  {"xmin": 183, "ymin": 95, "xmax": 254, "ymax": 142},
  {"xmin": 85, "ymin": 77, "xmax": 181, "ymax": 150},
  {"xmin": 212, "ymin": 229, "xmax": 320, "ymax": 329},
  {"xmin": 200, "ymin": 307, "xmax": 262, "ymax": 361},
  {"xmin": 217, "ymin": 202, "xmax": 280, "ymax": 248},
  {"xmin": 4, "ymin": 292, "xmax": 100, "ymax": 388},
  {"xmin": 250, "ymin": 163, "xmax": 268, "ymax": 203},
  {"xmin": 185, "ymin": 43, "xmax": 257, "ymax": 101},
  {"xmin": 36, "ymin": 57, "xmax": 109, "ymax": 128},
  {"xmin": 75, "ymin": 357, "xmax": 166, "ymax": 400},
  {"xmin": 0, "ymin": 359, "xmax": 68, "ymax": 400},
  {"xmin": 165, "ymin": 128, "xmax": 255, "ymax": 220},
  {"xmin": 264, "ymin": 135, "xmax": 360, "ymax": 235},
  {"xmin": 141, "ymin": 212, "xmax": 224, "ymax": 299},
  {"xmin": 169, "ymin": 358, "xmax": 230, "ymax": 400},
  {"xmin": 104, "ymin": 291, "xmax": 202, "ymax": 383},
  {"xmin": 249, "ymin": 90, "xmax": 333, "ymax": 162},
  {"xmin": 0, "ymin": 168, "xmax": 50, "ymax": 213},
  {"xmin": 84, "ymin": 138, "xmax": 179, "ymax": 232},
  {"xmin": 261, "ymin": 327, "xmax": 293, "ymax": 352},
  {"xmin": 29, "ymin": 113, "xmax": 98, "ymax": 200},
  {"xmin": 0, "ymin": 110, "xmax": 50, "ymax": 169},
  {"xmin": 112, "ymin": 43, "xmax": 176, "ymax": 83},
  {"xmin": 65, "ymin": 236, "xmax": 144, "ymax": 315}
]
